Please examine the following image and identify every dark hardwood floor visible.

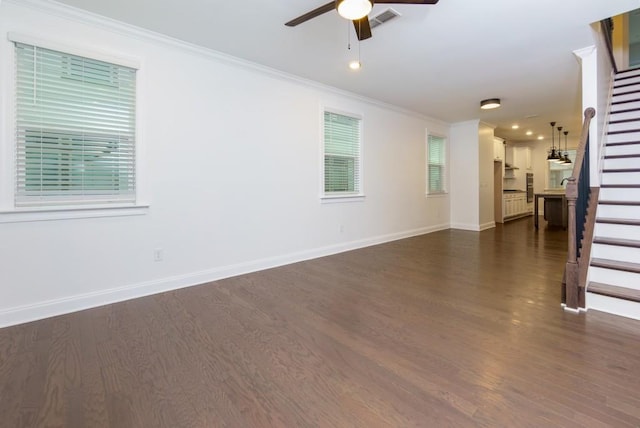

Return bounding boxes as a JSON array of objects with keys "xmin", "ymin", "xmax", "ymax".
[{"xmin": 1, "ymin": 216, "xmax": 640, "ymax": 427}]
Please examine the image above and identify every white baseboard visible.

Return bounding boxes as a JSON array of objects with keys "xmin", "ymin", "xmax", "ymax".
[
  {"xmin": 479, "ymin": 221, "xmax": 496, "ymax": 231},
  {"xmin": 0, "ymin": 223, "xmax": 450, "ymax": 328}
]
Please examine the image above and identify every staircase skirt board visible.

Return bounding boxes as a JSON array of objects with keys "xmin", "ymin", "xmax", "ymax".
[{"xmin": 586, "ymin": 292, "xmax": 640, "ymax": 321}]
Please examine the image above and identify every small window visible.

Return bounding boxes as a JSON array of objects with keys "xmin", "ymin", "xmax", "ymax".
[
  {"xmin": 548, "ymin": 149, "xmax": 576, "ymax": 188},
  {"xmin": 323, "ymin": 110, "xmax": 362, "ymax": 197},
  {"xmin": 13, "ymin": 42, "xmax": 137, "ymax": 208},
  {"xmin": 427, "ymin": 134, "xmax": 446, "ymax": 194}
]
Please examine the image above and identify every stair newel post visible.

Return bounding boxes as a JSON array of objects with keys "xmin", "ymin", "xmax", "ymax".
[{"xmin": 565, "ymin": 177, "xmax": 579, "ymax": 310}]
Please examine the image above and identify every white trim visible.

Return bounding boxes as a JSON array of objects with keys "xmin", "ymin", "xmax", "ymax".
[
  {"xmin": 320, "ymin": 195, "xmax": 365, "ymax": 204},
  {"xmin": 450, "ymin": 222, "xmax": 482, "ymax": 231},
  {"xmin": 1, "ymin": 29, "xmax": 149, "ymax": 215},
  {"xmin": 0, "ymin": 204, "xmax": 149, "ymax": 223},
  {"xmin": 2, "ymin": 0, "xmax": 447, "ymax": 125},
  {"xmin": 478, "ymin": 221, "xmax": 496, "ymax": 231},
  {"xmin": 321, "ymin": 107, "xmax": 364, "ymax": 199},
  {"xmin": 0, "ymin": 223, "xmax": 451, "ymax": 328},
  {"xmin": 8, "ymin": 32, "xmax": 140, "ymax": 69}
]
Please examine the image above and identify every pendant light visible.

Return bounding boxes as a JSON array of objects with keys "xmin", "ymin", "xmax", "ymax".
[
  {"xmin": 546, "ymin": 121, "xmax": 561, "ymax": 162},
  {"xmin": 554, "ymin": 126, "xmax": 565, "ymax": 163},
  {"xmin": 336, "ymin": 0, "xmax": 372, "ymax": 20},
  {"xmin": 561, "ymin": 131, "xmax": 571, "ymax": 164}
]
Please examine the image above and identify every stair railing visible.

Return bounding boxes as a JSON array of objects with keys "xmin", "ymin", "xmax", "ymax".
[{"xmin": 564, "ymin": 107, "xmax": 596, "ymax": 311}]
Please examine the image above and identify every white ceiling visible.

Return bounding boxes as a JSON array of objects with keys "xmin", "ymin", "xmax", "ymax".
[{"xmin": 53, "ymin": 0, "xmax": 640, "ymax": 145}]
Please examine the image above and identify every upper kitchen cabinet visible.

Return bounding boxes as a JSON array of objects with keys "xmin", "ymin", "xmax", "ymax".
[{"xmin": 494, "ymin": 137, "xmax": 505, "ymax": 161}]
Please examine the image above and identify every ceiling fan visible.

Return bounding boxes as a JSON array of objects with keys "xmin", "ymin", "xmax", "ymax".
[{"xmin": 285, "ymin": 0, "xmax": 440, "ymax": 41}]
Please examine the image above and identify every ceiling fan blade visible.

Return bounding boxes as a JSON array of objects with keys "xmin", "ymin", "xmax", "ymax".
[
  {"xmin": 353, "ymin": 17, "xmax": 372, "ymax": 41},
  {"xmin": 285, "ymin": 1, "xmax": 335, "ymax": 27},
  {"xmin": 375, "ymin": 0, "xmax": 439, "ymax": 4}
]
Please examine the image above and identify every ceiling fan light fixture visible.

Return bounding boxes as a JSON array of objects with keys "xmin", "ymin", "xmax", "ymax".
[
  {"xmin": 336, "ymin": 0, "xmax": 373, "ymax": 20},
  {"xmin": 480, "ymin": 98, "xmax": 501, "ymax": 110}
]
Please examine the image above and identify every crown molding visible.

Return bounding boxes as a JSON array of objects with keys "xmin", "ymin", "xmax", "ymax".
[{"xmin": 4, "ymin": 0, "xmax": 449, "ymax": 126}]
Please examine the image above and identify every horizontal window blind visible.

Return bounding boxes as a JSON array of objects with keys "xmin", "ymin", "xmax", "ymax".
[
  {"xmin": 427, "ymin": 135, "xmax": 445, "ymax": 194},
  {"xmin": 324, "ymin": 111, "xmax": 361, "ymax": 194},
  {"xmin": 15, "ymin": 42, "xmax": 137, "ymax": 207}
]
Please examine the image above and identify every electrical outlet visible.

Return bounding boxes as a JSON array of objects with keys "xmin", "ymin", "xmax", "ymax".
[{"xmin": 153, "ymin": 248, "xmax": 164, "ymax": 262}]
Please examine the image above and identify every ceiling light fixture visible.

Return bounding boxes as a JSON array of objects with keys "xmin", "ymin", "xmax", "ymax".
[
  {"xmin": 537, "ymin": 135, "xmax": 544, "ymax": 140},
  {"xmin": 336, "ymin": 0, "xmax": 373, "ymax": 20},
  {"xmin": 512, "ymin": 124, "xmax": 519, "ymax": 129},
  {"xmin": 526, "ymin": 130, "xmax": 533, "ymax": 136},
  {"xmin": 480, "ymin": 98, "xmax": 501, "ymax": 110},
  {"xmin": 349, "ymin": 60, "xmax": 361, "ymax": 70}
]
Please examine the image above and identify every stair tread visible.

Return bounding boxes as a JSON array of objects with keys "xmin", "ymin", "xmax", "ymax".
[
  {"xmin": 600, "ymin": 184, "xmax": 640, "ymax": 188},
  {"xmin": 611, "ymin": 98, "xmax": 640, "ymax": 105},
  {"xmin": 588, "ymin": 282, "xmax": 640, "ymax": 303},
  {"xmin": 602, "ymin": 168, "xmax": 640, "ymax": 173},
  {"xmin": 610, "ymin": 108, "xmax": 640, "ymax": 116},
  {"xmin": 599, "ymin": 200, "xmax": 640, "ymax": 206},
  {"xmin": 607, "ymin": 128, "xmax": 640, "ymax": 135},
  {"xmin": 608, "ymin": 118, "xmax": 640, "ymax": 124},
  {"xmin": 606, "ymin": 141, "xmax": 640, "ymax": 147},
  {"xmin": 604, "ymin": 154, "xmax": 640, "ymax": 159},
  {"xmin": 593, "ymin": 237, "xmax": 640, "ymax": 248},
  {"xmin": 596, "ymin": 217, "xmax": 640, "ymax": 226},
  {"xmin": 591, "ymin": 258, "xmax": 640, "ymax": 273}
]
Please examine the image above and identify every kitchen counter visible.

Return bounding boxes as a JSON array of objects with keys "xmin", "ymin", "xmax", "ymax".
[{"xmin": 534, "ymin": 192, "xmax": 567, "ymax": 229}]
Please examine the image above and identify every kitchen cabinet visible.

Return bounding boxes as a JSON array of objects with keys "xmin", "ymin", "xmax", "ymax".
[
  {"xmin": 503, "ymin": 192, "xmax": 529, "ymax": 220},
  {"xmin": 494, "ymin": 138, "xmax": 505, "ymax": 161}
]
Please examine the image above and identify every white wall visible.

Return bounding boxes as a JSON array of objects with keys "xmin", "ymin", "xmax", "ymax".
[
  {"xmin": 0, "ymin": 1, "xmax": 451, "ymax": 327},
  {"xmin": 449, "ymin": 120, "xmax": 480, "ymax": 230}
]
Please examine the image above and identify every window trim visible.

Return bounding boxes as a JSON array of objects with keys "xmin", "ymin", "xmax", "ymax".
[
  {"xmin": 426, "ymin": 132, "xmax": 448, "ymax": 196},
  {"xmin": 1, "ymin": 33, "xmax": 148, "ymax": 221},
  {"xmin": 320, "ymin": 107, "xmax": 364, "ymax": 202}
]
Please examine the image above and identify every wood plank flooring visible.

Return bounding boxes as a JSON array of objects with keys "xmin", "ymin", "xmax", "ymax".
[{"xmin": 1, "ymin": 217, "xmax": 640, "ymax": 427}]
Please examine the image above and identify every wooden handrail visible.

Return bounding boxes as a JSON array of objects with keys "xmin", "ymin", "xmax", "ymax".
[
  {"xmin": 564, "ymin": 107, "xmax": 596, "ymax": 311},
  {"xmin": 601, "ymin": 19, "xmax": 618, "ymax": 74}
]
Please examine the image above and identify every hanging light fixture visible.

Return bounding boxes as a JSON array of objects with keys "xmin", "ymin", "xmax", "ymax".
[
  {"xmin": 336, "ymin": 0, "xmax": 373, "ymax": 20},
  {"xmin": 554, "ymin": 126, "xmax": 565, "ymax": 163},
  {"xmin": 546, "ymin": 121, "xmax": 561, "ymax": 162},
  {"xmin": 561, "ymin": 131, "xmax": 571, "ymax": 164}
]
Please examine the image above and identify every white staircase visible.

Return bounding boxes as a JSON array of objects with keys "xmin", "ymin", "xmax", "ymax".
[{"xmin": 586, "ymin": 68, "xmax": 640, "ymax": 320}]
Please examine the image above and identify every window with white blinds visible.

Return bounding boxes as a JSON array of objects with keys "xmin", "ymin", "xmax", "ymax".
[
  {"xmin": 323, "ymin": 111, "xmax": 361, "ymax": 196},
  {"xmin": 14, "ymin": 42, "xmax": 137, "ymax": 207},
  {"xmin": 427, "ymin": 134, "xmax": 446, "ymax": 194}
]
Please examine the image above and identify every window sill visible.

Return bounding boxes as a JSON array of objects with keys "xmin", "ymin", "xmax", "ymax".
[
  {"xmin": 320, "ymin": 195, "xmax": 365, "ymax": 204},
  {"xmin": 426, "ymin": 192, "xmax": 448, "ymax": 199},
  {"xmin": 0, "ymin": 204, "xmax": 150, "ymax": 223}
]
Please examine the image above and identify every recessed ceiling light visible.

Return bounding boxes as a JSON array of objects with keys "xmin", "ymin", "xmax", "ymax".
[
  {"xmin": 348, "ymin": 60, "xmax": 361, "ymax": 70},
  {"xmin": 512, "ymin": 124, "xmax": 519, "ymax": 129},
  {"xmin": 526, "ymin": 130, "xmax": 533, "ymax": 136},
  {"xmin": 537, "ymin": 135, "xmax": 544, "ymax": 140},
  {"xmin": 480, "ymin": 98, "xmax": 501, "ymax": 110}
]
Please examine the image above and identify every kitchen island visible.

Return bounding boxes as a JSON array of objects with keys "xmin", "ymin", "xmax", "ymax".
[{"xmin": 534, "ymin": 191, "xmax": 567, "ymax": 229}]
